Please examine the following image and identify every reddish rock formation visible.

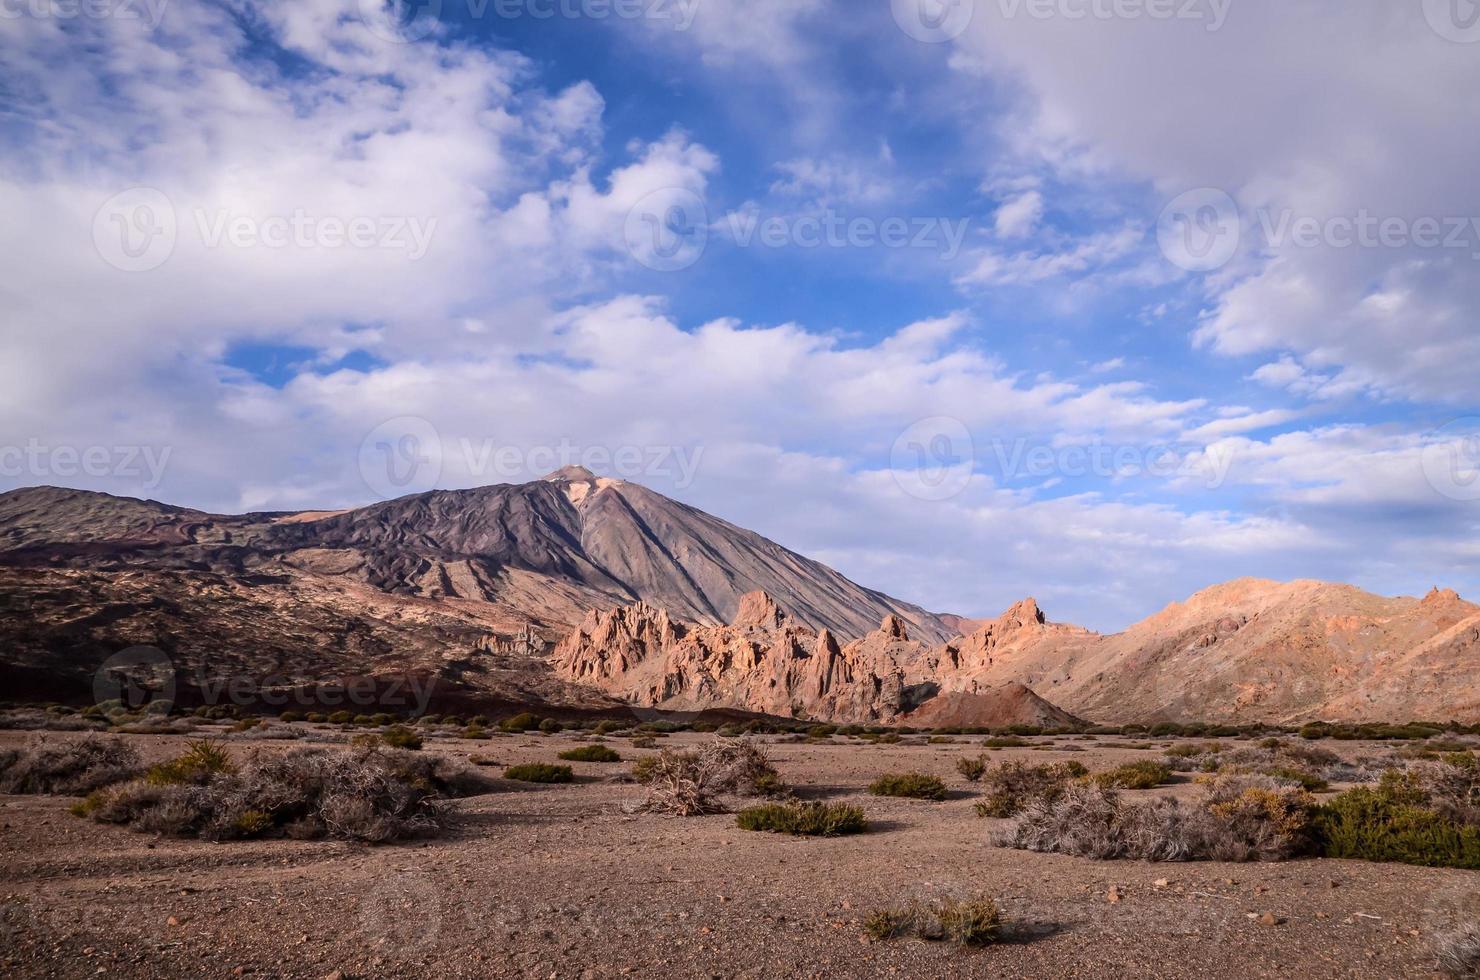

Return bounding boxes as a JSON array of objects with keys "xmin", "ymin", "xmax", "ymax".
[{"xmin": 554, "ymin": 591, "xmax": 1085, "ymax": 726}]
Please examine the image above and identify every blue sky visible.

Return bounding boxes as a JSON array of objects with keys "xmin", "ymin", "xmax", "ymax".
[{"xmin": 2, "ymin": 0, "xmax": 1479, "ymax": 631}]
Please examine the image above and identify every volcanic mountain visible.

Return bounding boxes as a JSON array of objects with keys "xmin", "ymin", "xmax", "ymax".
[
  {"xmin": 0, "ymin": 471, "xmax": 952, "ymax": 708},
  {"xmin": 2, "ymin": 475, "xmax": 1476, "ymax": 725}
]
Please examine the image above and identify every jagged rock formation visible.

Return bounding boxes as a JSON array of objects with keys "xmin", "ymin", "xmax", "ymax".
[{"xmin": 554, "ymin": 591, "xmax": 1085, "ymax": 726}]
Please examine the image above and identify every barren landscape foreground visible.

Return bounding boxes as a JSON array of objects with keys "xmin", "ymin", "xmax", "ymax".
[{"xmin": 3, "ymin": 724, "xmax": 1478, "ymax": 979}]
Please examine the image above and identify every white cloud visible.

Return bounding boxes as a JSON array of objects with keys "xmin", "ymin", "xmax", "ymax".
[
  {"xmin": 947, "ymin": 0, "xmax": 1480, "ymax": 403},
  {"xmin": 993, "ymin": 190, "xmax": 1044, "ymax": 238}
]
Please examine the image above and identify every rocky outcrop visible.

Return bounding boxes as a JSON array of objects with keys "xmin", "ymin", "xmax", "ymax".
[{"xmin": 554, "ymin": 591, "xmax": 1084, "ymax": 726}]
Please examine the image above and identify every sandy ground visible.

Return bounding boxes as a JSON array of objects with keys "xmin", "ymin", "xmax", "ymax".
[{"xmin": 1, "ymin": 728, "xmax": 1473, "ymax": 979}]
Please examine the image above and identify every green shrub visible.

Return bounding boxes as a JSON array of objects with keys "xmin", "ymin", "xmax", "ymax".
[
  {"xmin": 1316, "ymin": 787, "xmax": 1480, "ymax": 869},
  {"xmin": 631, "ymin": 755, "xmax": 659, "ymax": 783},
  {"xmin": 869, "ymin": 772, "xmax": 947, "ymax": 801},
  {"xmin": 982, "ymin": 736, "xmax": 1028, "ymax": 749},
  {"xmin": 499, "ymin": 712, "xmax": 541, "ymax": 732},
  {"xmin": 328, "ymin": 711, "xmax": 353, "ymax": 725},
  {"xmin": 352, "ymin": 714, "xmax": 375, "ymax": 726},
  {"xmin": 956, "ymin": 756, "xmax": 988, "ymax": 782},
  {"xmin": 594, "ymin": 720, "xmax": 624, "ymax": 735},
  {"xmin": 539, "ymin": 718, "xmax": 563, "ymax": 733},
  {"xmin": 279, "ymin": 711, "xmax": 303, "ymax": 723},
  {"xmin": 865, "ymin": 895, "xmax": 1002, "ymax": 947},
  {"xmin": 461, "ymin": 725, "xmax": 490, "ymax": 740},
  {"xmin": 503, "ymin": 763, "xmax": 573, "ymax": 784},
  {"xmin": 305, "ymin": 712, "xmax": 326, "ymax": 723},
  {"xmin": 807, "ymin": 725, "xmax": 837, "ymax": 739},
  {"xmin": 1093, "ymin": 760, "xmax": 1173, "ymax": 790},
  {"xmin": 380, "ymin": 725, "xmax": 423, "ymax": 750},
  {"xmin": 370, "ymin": 713, "xmax": 394, "ymax": 726},
  {"xmin": 146, "ymin": 740, "xmax": 234, "ymax": 786},
  {"xmin": 558, "ymin": 745, "xmax": 622, "ymax": 763},
  {"xmin": 736, "ymin": 801, "xmax": 866, "ymax": 836}
]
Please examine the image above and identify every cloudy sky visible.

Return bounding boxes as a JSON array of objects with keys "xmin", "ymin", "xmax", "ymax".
[{"xmin": 3, "ymin": 0, "xmax": 1479, "ymax": 630}]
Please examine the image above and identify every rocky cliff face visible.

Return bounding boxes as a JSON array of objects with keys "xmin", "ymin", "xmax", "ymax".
[{"xmin": 554, "ymin": 591, "xmax": 1084, "ymax": 726}]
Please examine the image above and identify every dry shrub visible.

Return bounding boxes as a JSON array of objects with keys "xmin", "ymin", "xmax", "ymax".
[
  {"xmin": 1092, "ymin": 760, "xmax": 1173, "ymax": 790},
  {"xmin": 995, "ymin": 774, "xmax": 1317, "ymax": 863},
  {"xmin": 974, "ymin": 761, "xmax": 1088, "ymax": 818},
  {"xmin": 864, "ymin": 894, "xmax": 1003, "ymax": 947},
  {"xmin": 636, "ymin": 738, "xmax": 782, "ymax": 816},
  {"xmin": 77, "ymin": 746, "xmax": 485, "ymax": 842},
  {"xmin": 869, "ymin": 772, "xmax": 948, "ymax": 801},
  {"xmin": 956, "ymin": 755, "xmax": 988, "ymax": 782},
  {"xmin": 1437, "ymin": 922, "xmax": 1480, "ymax": 978},
  {"xmin": 0, "ymin": 736, "xmax": 141, "ymax": 795}
]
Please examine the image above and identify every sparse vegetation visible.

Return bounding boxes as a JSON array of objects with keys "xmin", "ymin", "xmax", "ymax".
[
  {"xmin": 559, "ymin": 745, "xmax": 622, "ymax": 763},
  {"xmin": 145, "ymin": 739, "xmax": 233, "ymax": 785},
  {"xmin": 868, "ymin": 772, "xmax": 947, "ymax": 801},
  {"xmin": 996, "ymin": 774, "xmax": 1319, "ymax": 863},
  {"xmin": 77, "ymin": 746, "xmax": 482, "ymax": 842},
  {"xmin": 0, "ymin": 737, "xmax": 141, "ymax": 795},
  {"xmin": 379, "ymin": 725, "xmax": 423, "ymax": 750},
  {"xmin": 1436, "ymin": 922, "xmax": 1480, "ymax": 979},
  {"xmin": 503, "ymin": 763, "xmax": 573, "ymax": 783},
  {"xmin": 1092, "ymin": 760, "xmax": 1174, "ymax": 790},
  {"xmin": 973, "ymin": 761, "xmax": 1088, "ymax": 818},
  {"xmin": 956, "ymin": 755, "xmax": 988, "ymax": 782},
  {"xmin": 636, "ymin": 739, "xmax": 784, "ymax": 816},
  {"xmin": 982, "ymin": 736, "xmax": 1029, "ymax": 749},
  {"xmin": 1315, "ymin": 759, "xmax": 1480, "ymax": 869},
  {"xmin": 865, "ymin": 895, "xmax": 1003, "ymax": 947},
  {"xmin": 499, "ymin": 712, "xmax": 542, "ymax": 732},
  {"xmin": 736, "ymin": 801, "xmax": 866, "ymax": 836}
]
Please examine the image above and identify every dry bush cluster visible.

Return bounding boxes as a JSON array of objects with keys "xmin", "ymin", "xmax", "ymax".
[
  {"xmin": 634, "ymin": 739, "xmax": 783, "ymax": 815},
  {"xmin": 75, "ymin": 743, "xmax": 485, "ymax": 842},
  {"xmin": 868, "ymin": 772, "xmax": 948, "ymax": 801},
  {"xmin": 0, "ymin": 737, "xmax": 142, "ymax": 795},
  {"xmin": 1436, "ymin": 922, "xmax": 1480, "ymax": 978},
  {"xmin": 864, "ymin": 895, "xmax": 1003, "ymax": 947},
  {"xmin": 973, "ymin": 761, "xmax": 1088, "ymax": 818},
  {"xmin": 995, "ymin": 773, "xmax": 1319, "ymax": 863}
]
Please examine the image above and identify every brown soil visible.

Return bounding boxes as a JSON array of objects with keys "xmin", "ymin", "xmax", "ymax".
[{"xmin": 0, "ymin": 729, "xmax": 1469, "ymax": 979}]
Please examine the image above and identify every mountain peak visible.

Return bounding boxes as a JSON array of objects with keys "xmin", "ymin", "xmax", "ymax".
[{"xmin": 543, "ymin": 465, "xmax": 599, "ymax": 483}]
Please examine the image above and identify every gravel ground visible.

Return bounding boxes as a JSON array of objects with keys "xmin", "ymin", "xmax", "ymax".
[{"xmin": 1, "ymin": 728, "xmax": 1472, "ymax": 979}]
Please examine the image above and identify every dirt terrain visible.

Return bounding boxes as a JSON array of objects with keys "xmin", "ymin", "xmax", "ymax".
[{"xmin": 2, "ymin": 728, "xmax": 1471, "ymax": 979}]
